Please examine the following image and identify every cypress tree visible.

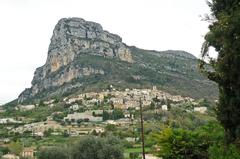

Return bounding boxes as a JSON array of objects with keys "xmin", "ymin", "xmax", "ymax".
[{"xmin": 200, "ymin": 0, "xmax": 240, "ymax": 145}]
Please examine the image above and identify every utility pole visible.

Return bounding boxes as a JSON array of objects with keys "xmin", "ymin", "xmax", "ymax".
[{"xmin": 140, "ymin": 97, "xmax": 146, "ymax": 159}]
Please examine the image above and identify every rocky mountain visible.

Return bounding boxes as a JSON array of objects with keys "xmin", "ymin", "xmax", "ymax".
[{"xmin": 17, "ymin": 17, "xmax": 217, "ymax": 104}]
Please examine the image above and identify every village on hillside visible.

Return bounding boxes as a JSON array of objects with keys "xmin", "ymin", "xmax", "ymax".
[{"xmin": 0, "ymin": 86, "xmax": 210, "ymax": 159}]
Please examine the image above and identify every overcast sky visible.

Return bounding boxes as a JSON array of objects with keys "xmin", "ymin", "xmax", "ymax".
[{"xmin": 0, "ymin": 0, "xmax": 211, "ymax": 105}]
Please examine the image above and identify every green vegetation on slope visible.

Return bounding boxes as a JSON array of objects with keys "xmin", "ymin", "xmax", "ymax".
[{"xmin": 19, "ymin": 48, "xmax": 217, "ymax": 105}]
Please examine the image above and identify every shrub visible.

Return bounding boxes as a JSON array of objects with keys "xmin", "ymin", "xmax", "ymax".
[
  {"xmin": 37, "ymin": 147, "xmax": 68, "ymax": 159},
  {"xmin": 208, "ymin": 144, "xmax": 240, "ymax": 159},
  {"xmin": 71, "ymin": 135, "xmax": 124, "ymax": 159},
  {"xmin": 156, "ymin": 122, "xmax": 224, "ymax": 159}
]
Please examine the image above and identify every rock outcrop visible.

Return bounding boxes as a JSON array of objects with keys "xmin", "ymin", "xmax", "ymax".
[
  {"xmin": 18, "ymin": 18, "xmax": 132, "ymax": 103},
  {"xmin": 17, "ymin": 17, "xmax": 217, "ymax": 104}
]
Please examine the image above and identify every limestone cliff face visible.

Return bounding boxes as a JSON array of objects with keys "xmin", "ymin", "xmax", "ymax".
[
  {"xmin": 18, "ymin": 18, "xmax": 132, "ymax": 103},
  {"xmin": 17, "ymin": 18, "xmax": 218, "ymax": 104}
]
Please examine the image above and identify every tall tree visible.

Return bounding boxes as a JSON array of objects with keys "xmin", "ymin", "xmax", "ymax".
[{"xmin": 200, "ymin": 0, "xmax": 240, "ymax": 144}]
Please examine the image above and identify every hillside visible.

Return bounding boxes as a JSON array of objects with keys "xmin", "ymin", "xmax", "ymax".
[{"xmin": 16, "ymin": 17, "xmax": 217, "ymax": 104}]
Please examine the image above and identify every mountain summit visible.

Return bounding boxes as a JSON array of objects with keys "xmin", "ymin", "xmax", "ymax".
[{"xmin": 18, "ymin": 17, "xmax": 217, "ymax": 104}]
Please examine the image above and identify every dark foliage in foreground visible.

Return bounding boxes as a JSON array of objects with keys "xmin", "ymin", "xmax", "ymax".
[
  {"xmin": 38, "ymin": 135, "xmax": 124, "ymax": 159},
  {"xmin": 200, "ymin": 0, "xmax": 240, "ymax": 145}
]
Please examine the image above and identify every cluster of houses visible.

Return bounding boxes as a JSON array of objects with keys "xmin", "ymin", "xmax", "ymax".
[
  {"xmin": 64, "ymin": 112, "xmax": 103, "ymax": 122},
  {"xmin": 0, "ymin": 87, "xmax": 210, "ymax": 159},
  {"xmin": 11, "ymin": 115, "xmax": 107, "ymax": 137},
  {"xmin": 0, "ymin": 87, "xmax": 208, "ymax": 135},
  {"xmin": 2, "ymin": 86, "xmax": 204, "ymax": 117},
  {"xmin": 12, "ymin": 120, "xmax": 62, "ymax": 137},
  {"xmin": 0, "ymin": 118, "xmax": 22, "ymax": 124},
  {"xmin": 15, "ymin": 104, "xmax": 36, "ymax": 111},
  {"xmin": 63, "ymin": 87, "xmax": 194, "ymax": 109}
]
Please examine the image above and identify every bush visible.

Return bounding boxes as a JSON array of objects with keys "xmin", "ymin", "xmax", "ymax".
[
  {"xmin": 71, "ymin": 135, "xmax": 124, "ymax": 159},
  {"xmin": 208, "ymin": 144, "xmax": 240, "ymax": 159},
  {"xmin": 37, "ymin": 147, "xmax": 68, "ymax": 159},
  {"xmin": 0, "ymin": 146, "xmax": 9, "ymax": 155},
  {"xmin": 156, "ymin": 122, "xmax": 224, "ymax": 159},
  {"xmin": 123, "ymin": 140, "xmax": 134, "ymax": 148},
  {"xmin": 129, "ymin": 152, "xmax": 140, "ymax": 159},
  {"xmin": 37, "ymin": 135, "xmax": 124, "ymax": 159},
  {"xmin": 157, "ymin": 128, "xmax": 208, "ymax": 159}
]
